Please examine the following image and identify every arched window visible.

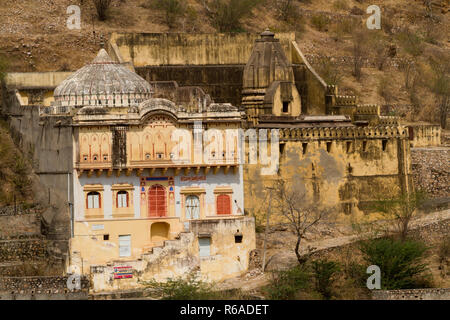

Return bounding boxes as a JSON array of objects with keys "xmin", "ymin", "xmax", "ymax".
[
  {"xmin": 216, "ymin": 194, "xmax": 231, "ymax": 215},
  {"xmin": 117, "ymin": 191, "xmax": 129, "ymax": 208},
  {"xmin": 148, "ymin": 185, "xmax": 166, "ymax": 217},
  {"xmin": 185, "ymin": 195, "xmax": 200, "ymax": 220},
  {"xmin": 87, "ymin": 191, "xmax": 101, "ymax": 209}
]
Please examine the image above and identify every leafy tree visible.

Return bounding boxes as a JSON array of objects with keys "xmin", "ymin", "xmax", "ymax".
[
  {"xmin": 153, "ymin": 0, "xmax": 186, "ymax": 29},
  {"xmin": 203, "ymin": 0, "xmax": 260, "ymax": 32},
  {"xmin": 359, "ymin": 238, "xmax": 430, "ymax": 289},
  {"xmin": 311, "ymin": 259, "xmax": 340, "ymax": 299}
]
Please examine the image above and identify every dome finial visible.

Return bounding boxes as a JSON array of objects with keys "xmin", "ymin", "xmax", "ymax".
[{"xmin": 261, "ymin": 28, "xmax": 275, "ymax": 39}]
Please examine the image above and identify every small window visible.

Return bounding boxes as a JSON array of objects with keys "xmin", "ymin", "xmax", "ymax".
[
  {"xmin": 199, "ymin": 237, "xmax": 211, "ymax": 257},
  {"xmin": 382, "ymin": 139, "xmax": 388, "ymax": 151},
  {"xmin": 279, "ymin": 143, "xmax": 285, "ymax": 155},
  {"xmin": 211, "ymin": 151, "xmax": 216, "ymax": 158},
  {"xmin": 119, "ymin": 235, "xmax": 131, "ymax": 257},
  {"xmin": 93, "ymin": 155, "xmax": 98, "ymax": 161},
  {"xmin": 156, "ymin": 153, "xmax": 164, "ymax": 159},
  {"xmin": 103, "ymin": 234, "xmax": 109, "ymax": 241},
  {"xmin": 363, "ymin": 141, "xmax": 368, "ymax": 152},
  {"xmin": 145, "ymin": 153, "xmax": 151, "ymax": 160},
  {"xmin": 103, "ymin": 154, "xmax": 108, "ymax": 161},
  {"xmin": 117, "ymin": 191, "xmax": 129, "ymax": 208},
  {"xmin": 326, "ymin": 142, "xmax": 332, "ymax": 153},
  {"xmin": 302, "ymin": 143, "xmax": 308, "ymax": 155},
  {"xmin": 346, "ymin": 141, "xmax": 352, "ymax": 153},
  {"xmin": 87, "ymin": 192, "xmax": 101, "ymax": 209},
  {"xmin": 83, "ymin": 155, "xmax": 88, "ymax": 161},
  {"xmin": 282, "ymin": 101, "xmax": 289, "ymax": 113},
  {"xmin": 235, "ymin": 232, "xmax": 243, "ymax": 243}
]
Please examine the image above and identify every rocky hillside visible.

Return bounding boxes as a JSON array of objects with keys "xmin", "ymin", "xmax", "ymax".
[{"xmin": 0, "ymin": 0, "xmax": 448, "ymax": 124}]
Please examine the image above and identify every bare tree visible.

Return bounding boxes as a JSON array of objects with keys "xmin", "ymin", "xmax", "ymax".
[
  {"xmin": 202, "ymin": 0, "xmax": 260, "ymax": 32},
  {"xmin": 153, "ymin": 0, "xmax": 186, "ymax": 29},
  {"xmin": 315, "ymin": 56, "xmax": 343, "ymax": 86},
  {"xmin": 270, "ymin": 179, "xmax": 334, "ymax": 265},
  {"xmin": 93, "ymin": 0, "xmax": 112, "ymax": 21},
  {"xmin": 428, "ymin": 54, "xmax": 450, "ymax": 129},
  {"xmin": 374, "ymin": 190, "xmax": 427, "ymax": 241},
  {"xmin": 351, "ymin": 30, "xmax": 368, "ymax": 81},
  {"xmin": 276, "ymin": 0, "xmax": 294, "ymax": 22}
]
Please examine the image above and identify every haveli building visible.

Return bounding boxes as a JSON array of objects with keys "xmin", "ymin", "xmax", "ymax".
[{"xmin": 1, "ymin": 30, "xmax": 441, "ymax": 292}]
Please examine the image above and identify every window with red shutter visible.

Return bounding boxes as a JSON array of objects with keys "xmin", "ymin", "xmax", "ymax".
[
  {"xmin": 148, "ymin": 185, "xmax": 166, "ymax": 217},
  {"xmin": 216, "ymin": 194, "xmax": 231, "ymax": 215}
]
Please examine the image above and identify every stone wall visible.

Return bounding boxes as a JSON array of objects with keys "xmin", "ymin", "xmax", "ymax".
[
  {"xmin": 0, "ymin": 276, "xmax": 89, "ymax": 300},
  {"xmin": 2, "ymin": 89, "xmax": 73, "ymax": 239},
  {"xmin": 0, "ymin": 210, "xmax": 41, "ymax": 239},
  {"xmin": 411, "ymin": 148, "xmax": 449, "ymax": 199},
  {"xmin": 372, "ymin": 288, "xmax": 450, "ymax": 300}
]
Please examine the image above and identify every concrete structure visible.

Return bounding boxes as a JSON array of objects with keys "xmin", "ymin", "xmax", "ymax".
[{"xmin": 1, "ymin": 30, "xmax": 443, "ymax": 292}]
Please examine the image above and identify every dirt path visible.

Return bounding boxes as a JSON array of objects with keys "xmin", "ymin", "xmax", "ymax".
[{"xmin": 217, "ymin": 209, "xmax": 450, "ymax": 292}]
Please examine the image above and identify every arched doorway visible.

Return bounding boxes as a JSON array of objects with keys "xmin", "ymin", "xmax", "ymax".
[
  {"xmin": 151, "ymin": 222, "xmax": 170, "ymax": 243},
  {"xmin": 185, "ymin": 195, "xmax": 200, "ymax": 220},
  {"xmin": 148, "ymin": 185, "xmax": 166, "ymax": 217}
]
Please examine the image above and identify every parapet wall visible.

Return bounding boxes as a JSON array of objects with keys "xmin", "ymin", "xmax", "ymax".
[{"xmin": 109, "ymin": 32, "xmax": 296, "ymax": 66}]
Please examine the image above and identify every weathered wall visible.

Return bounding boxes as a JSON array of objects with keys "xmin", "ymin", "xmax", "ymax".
[
  {"xmin": 0, "ymin": 212, "xmax": 41, "ymax": 239},
  {"xmin": 109, "ymin": 32, "xmax": 296, "ymax": 67},
  {"xmin": 411, "ymin": 147, "xmax": 449, "ymax": 199},
  {"xmin": 3, "ymin": 90, "xmax": 73, "ymax": 238},
  {"xmin": 244, "ymin": 127, "xmax": 411, "ymax": 221},
  {"xmin": 137, "ymin": 65, "xmax": 244, "ymax": 106},
  {"xmin": 88, "ymin": 217, "xmax": 255, "ymax": 292},
  {"xmin": 407, "ymin": 124, "xmax": 441, "ymax": 148}
]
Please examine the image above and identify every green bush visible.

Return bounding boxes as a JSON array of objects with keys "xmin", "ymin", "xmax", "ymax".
[
  {"xmin": 207, "ymin": 0, "xmax": 260, "ymax": 32},
  {"xmin": 0, "ymin": 53, "xmax": 8, "ymax": 82},
  {"xmin": 153, "ymin": 0, "xmax": 186, "ymax": 29},
  {"xmin": 359, "ymin": 238, "xmax": 430, "ymax": 289},
  {"xmin": 265, "ymin": 265, "xmax": 311, "ymax": 300},
  {"xmin": 142, "ymin": 273, "xmax": 219, "ymax": 300},
  {"xmin": 311, "ymin": 259, "xmax": 340, "ymax": 299},
  {"xmin": 333, "ymin": 0, "xmax": 349, "ymax": 11},
  {"xmin": 311, "ymin": 14, "xmax": 330, "ymax": 32}
]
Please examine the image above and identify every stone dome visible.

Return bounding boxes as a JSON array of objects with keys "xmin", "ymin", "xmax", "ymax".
[{"xmin": 54, "ymin": 49, "xmax": 152, "ymax": 107}]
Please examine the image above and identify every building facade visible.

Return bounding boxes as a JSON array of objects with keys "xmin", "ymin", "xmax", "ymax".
[{"xmin": 50, "ymin": 49, "xmax": 254, "ymax": 291}]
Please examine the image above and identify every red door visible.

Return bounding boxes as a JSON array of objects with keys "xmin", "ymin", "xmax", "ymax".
[
  {"xmin": 217, "ymin": 194, "xmax": 231, "ymax": 215},
  {"xmin": 148, "ymin": 185, "xmax": 166, "ymax": 217}
]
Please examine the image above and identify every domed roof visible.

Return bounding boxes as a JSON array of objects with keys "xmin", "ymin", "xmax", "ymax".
[{"xmin": 54, "ymin": 49, "xmax": 152, "ymax": 107}]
